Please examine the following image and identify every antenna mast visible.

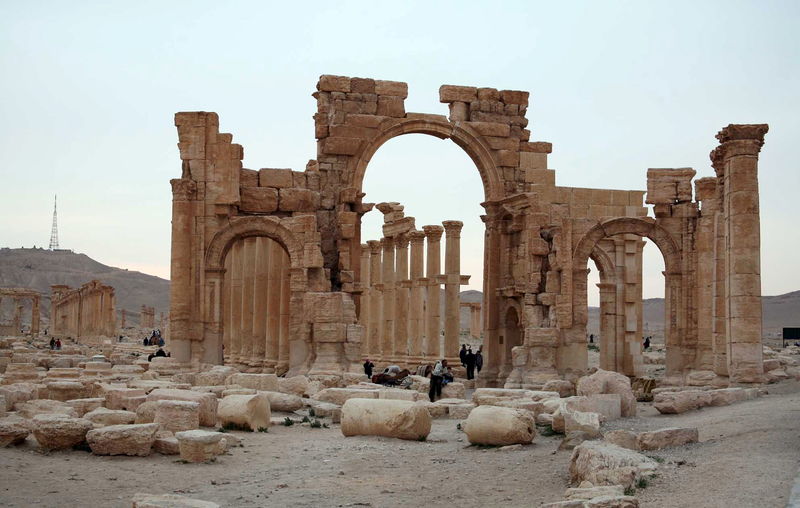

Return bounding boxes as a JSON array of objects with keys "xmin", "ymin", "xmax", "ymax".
[{"xmin": 49, "ymin": 195, "xmax": 59, "ymax": 250}]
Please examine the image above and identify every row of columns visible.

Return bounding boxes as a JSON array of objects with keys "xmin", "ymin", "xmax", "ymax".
[
  {"xmin": 222, "ymin": 236, "xmax": 291, "ymax": 374},
  {"xmin": 358, "ymin": 220, "xmax": 468, "ymax": 366},
  {"xmin": 140, "ymin": 305, "xmax": 155, "ymax": 328},
  {"xmin": 51, "ymin": 282, "xmax": 115, "ymax": 339}
]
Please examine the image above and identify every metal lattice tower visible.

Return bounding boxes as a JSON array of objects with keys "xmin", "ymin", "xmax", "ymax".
[{"xmin": 48, "ymin": 195, "xmax": 59, "ymax": 250}]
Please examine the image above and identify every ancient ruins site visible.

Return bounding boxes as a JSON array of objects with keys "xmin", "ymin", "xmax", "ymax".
[{"xmin": 0, "ymin": 71, "xmax": 796, "ymax": 508}]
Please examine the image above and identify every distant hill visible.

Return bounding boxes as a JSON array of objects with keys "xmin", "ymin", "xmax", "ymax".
[{"xmin": 0, "ymin": 247, "xmax": 169, "ymax": 324}]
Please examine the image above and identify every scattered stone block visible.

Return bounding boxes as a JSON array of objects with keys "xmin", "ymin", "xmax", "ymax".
[
  {"xmin": 653, "ymin": 390, "xmax": 711, "ymax": 414},
  {"xmin": 86, "ymin": 422, "xmax": 159, "ymax": 456},
  {"xmin": 217, "ymin": 393, "xmax": 270, "ymax": 431},
  {"xmin": 17, "ymin": 399, "xmax": 78, "ymax": 419},
  {"xmin": 84, "ymin": 407, "xmax": 136, "ymax": 427},
  {"xmin": 637, "ymin": 427, "xmax": 699, "ymax": 451},
  {"xmin": 175, "ymin": 430, "xmax": 225, "ymax": 463},
  {"xmin": 64, "ymin": 397, "xmax": 105, "ymax": 417},
  {"xmin": 576, "ymin": 369, "xmax": 637, "ymax": 417},
  {"xmin": 154, "ymin": 400, "xmax": 200, "ymax": 432},
  {"xmin": 341, "ymin": 399, "xmax": 431, "ymax": 441},
  {"xmin": 569, "ymin": 441, "xmax": 657, "ymax": 488},
  {"xmin": 47, "ymin": 381, "xmax": 87, "ymax": 401},
  {"xmin": 225, "ymin": 373, "xmax": 278, "ymax": 392},
  {"xmin": 603, "ymin": 430, "xmax": 639, "ymax": 451},
  {"xmin": 278, "ymin": 375, "xmax": 309, "ymax": 397},
  {"xmin": 563, "ymin": 410, "xmax": 601, "ymax": 438},
  {"xmin": 32, "ymin": 414, "xmax": 92, "ymax": 450},
  {"xmin": 153, "ymin": 435, "xmax": 180, "ymax": 455},
  {"xmin": 132, "ymin": 493, "xmax": 220, "ymax": 507},
  {"xmin": 147, "ymin": 389, "xmax": 218, "ymax": 427},
  {"xmin": 0, "ymin": 416, "xmax": 29, "ymax": 446},
  {"xmin": 259, "ymin": 391, "xmax": 304, "ymax": 412},
  {"xmin": 312, "ymin": 388, "xmax": 378, "ymax": 406},
  {"xmin": 464, "ymin": 405, "xmax": 535, "ymax": 446},
  {"xmin": 544, "ymin": 379, "xmax": 575, "ymax": 397}
]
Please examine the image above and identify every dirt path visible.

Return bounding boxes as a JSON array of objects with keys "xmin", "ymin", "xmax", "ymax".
[{"xmin": 1, "ymin": 382, "xmax": 799, "ymax": 508}]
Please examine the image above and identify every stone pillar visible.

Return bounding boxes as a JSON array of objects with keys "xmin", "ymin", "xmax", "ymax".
[
  {"xmin": 695, "ymin": 177, "xmax": 718, "ymax": 371},
  {"xmin": 168, "ymin": 178, "xmax": 196, "ymax": 362},
  {"xmin": 252, "ymin": 237, "xmax": 270, "ymax": 369},
  {"xmin": 393, "ymin": 233, "xmax": 410, "ymax": 362},
  {"xmin": 380, "ymin": 236, "xmax": 395, "ymax": 363},
  {"xmin": 597, "ymin": 282, "xmax": 616, "ymax": 371},
  {"xmin": 277, "ymin": 250, "xmax": 291, "ymax": 375},
  {"xmin": 408, "ymin": 231, "xmax": 426, "ymax": 363},
  {"xmin": 229, "ymin": 241, "xmax": 243, "ymax": 363},
  {"xmin": 222, "ymin": 252, "xmax": 233, "ymax": 362},
  {"xmin": 442, "ymin": 221, "xmax": 463, "ymax": 365},
  {"xmin": 478, "ymin": 212, "xmax": 502, "ymax": 386},
  {"xmin": 423, "ymin": 226, "xmax": 443, "ymax": 360},
  {"xmin": 622, "ymin": 235, "xmax": 644, "ymax": 377},
  {"xmin": 367, "ymin": 240, "xmax": 383, "ymax": 361},
  {"xmin": 265, "ymin": 240, "xmax": 282, "ymax": 372},
  {"xmin": 31, "ymin": 295, "xmax": 40, "ymax": 337},
  {"xmin": 712, "ymin": 190, "xmax": 728, "ymax": 376},
  {"xmin": 716, "ymin": 124, "xmax": 768, "ymax": 382},
  {"xmin": 239, "ymin": 238, "xmax": 256, "ymax": 367},
  {"xmin": 12, "ymin": 298, "xmax": 22, "ymax": 335},
  {"xmin": 358, "ymin": 243, "xmax": 371, "ymax": 357}
]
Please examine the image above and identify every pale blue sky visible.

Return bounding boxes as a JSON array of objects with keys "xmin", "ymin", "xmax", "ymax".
[{"xmin": 1, "ymin": 1, "xmax": 798, "ymax": 305}]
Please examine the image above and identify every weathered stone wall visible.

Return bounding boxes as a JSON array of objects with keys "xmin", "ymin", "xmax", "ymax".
[{"xmin": 50, "ymin": 280, "xmax": 115, "ymax": 340}]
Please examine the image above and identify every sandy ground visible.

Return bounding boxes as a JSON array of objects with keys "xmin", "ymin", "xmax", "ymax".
[{"xmin": 0, "ymin": 381, "xmax": 799, "ymax": 508}]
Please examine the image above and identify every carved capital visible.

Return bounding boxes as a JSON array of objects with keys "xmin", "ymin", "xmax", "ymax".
[
  {"xmin": 170, "ymin": 178, "xmax": 197, "ymax": 201},
  {"xmin": 422, "ymin": 225, "xmax": 444, "ymax": 241},
  {"xmin": 442, "ymin": 220, "xmax": 464, "ymax": 237},
  {"xmin": 715, "ymin": 123, "xmax": 769, "ymax": 159},
  {"xmin": 367, "ymin": 240, "xmax": 382, "ymax": 254},
  {"xmin": 408, "ymin": 230, "xmax": 426, "ymax": 244}
]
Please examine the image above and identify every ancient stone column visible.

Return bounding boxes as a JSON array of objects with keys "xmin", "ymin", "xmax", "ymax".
[
  {"xmin": 278, "ymin": 251, "xmax": 291, "ymax": 375},
  {"xmin": 393, "ymin": 233, "xmax": 410, "ymax": 362},
  {"xmin": 31, "ymin": 296, "xmax": 40, "ymax": 337},
  {"xmin": 252, "ymin": 237, "xmax": 270, "ymax": 369},
  {"xmin": 716, "ymin": 124, "xmax": 768, "ymax": 382},
  {"xmin": 265, "ymin": 240, "xmax": 282, "ymax": 372},
  {"xmin": 408, "ymin": 231, "xmax": 426, "ymax": 363},
  {"xmin": 222, "ymin": 252, "xmax": 233, "ymax": 362},
  {"xmin": 380, "ymin": 236, "xmax": 395, "ymax": 362},
  {"xmin": 469, "ymin": 303, "xmax": 481, "ymax": 339},
  {"xmin": 358, "ymin": 243, "xmax": 371, "ymax": 357},
  {"xmin": 168, "ymin": 178, "xmax": 197, "ymax": 362},
  {"xmin": 694, "ymin": 177, "xmax": 718, "ymax": 371},
  {"xmin": 239, "ymin": 237, "xmax": 257, "ymax": 367},
  {"xmin": 367, "ymin": 240, "xmax": 383, "ymax": 361},
  {"xmin": 712, "ymin": 181, "xmax": 728, "ymax": 376},
  {"xmin": 423, "ymin": 226, "xmax": 443, "ymax": 360},
  {"xmin": 229, "ymin": 241, "xmax": 244, "ymax": 363},
  {"xmin": 442, "ymin": 221, "xmax": 463, "ymax": 365}
]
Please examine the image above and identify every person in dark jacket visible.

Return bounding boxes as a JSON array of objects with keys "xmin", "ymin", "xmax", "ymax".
[
  {"xmin": 465, "ymin": 347, "xmax": 476, "ymax": 380},
  {"xmin": 363, "ymin": 359, "xmax": 374, "ymax": 377},
  {"xmin": 459, "ymin": 344, "xmax": 467, "ymax": 366},
  {"xmin": 476, "ymin": 347, "xmax": 483, "ymax": 373}
]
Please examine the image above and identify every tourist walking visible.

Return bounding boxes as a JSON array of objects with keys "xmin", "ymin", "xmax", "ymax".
[
  {"xmin": 363, "ymin": 358, "xmax": 374, "ymax": 377},
  {"xmin": 465, "ymin": 347, "xmax": 476, "ymax": 380},
  {"xmin": 429, "ymin": 360, "xmax": 445, "ymax": 402},
  {"xmin": 459, "ymin": 344, "xmax": 467, "ymax": 366}
]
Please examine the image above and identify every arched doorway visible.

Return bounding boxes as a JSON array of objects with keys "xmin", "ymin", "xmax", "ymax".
[{"xmin": 499, "ymin": 305, "xmax": 523, "ymax": 379}]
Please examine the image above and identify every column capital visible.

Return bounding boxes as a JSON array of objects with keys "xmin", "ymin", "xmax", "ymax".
[
  {"xmin": 442, "ymin": 220, "xmax": 464, "ymax": 236},
  {"xmin": 367, "ymin": 240, "xmax": 382, "ymax": 254},
  {"xmin": 380, "ymin": 236, "xmax": 394, "ymax": 249},
  {"xmin": 408, "ymin": 230, "xmax": 426, "ymax": 244},
  {"xmin": 394, "ymin": 233, "xmax": 410, "ymax": 249},
  {"xmin": 170, "ymin": 178, "xmax": 197, "ymax": 201},
  {"xmin": 422, "ymin": 225, "xmax": 444, "ymax": 241},
  {"xmin": 715, "ymin": 123, "xmax": 769, "ymax": 159}
]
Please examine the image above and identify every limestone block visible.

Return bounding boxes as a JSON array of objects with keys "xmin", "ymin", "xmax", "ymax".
[
  {"xmin": 318, "ymin": 75, "xmax": 351, "ymax": 92},
  {"xmin": 496, "ymin": 399, "xmax": 544, "ymax": 415},
  {"xmin": 147, "ymin": 389, "xmax": 218, "ymax": 427},
  {"xmin": 378, "ymin": 388, "xmax": 425, "ymax": 402},
  {"xmin": 17, "ymin": 399, "xmax": 78, "ymax": 419},
  {"xmin": 564, "ymin": 485, "xmax": 625, "ymax": 501},
  {"xmin": 0, "ymin": 416, "xmax": 29, "ymax": 447},
  {"xmin": 240, "ymin": 187, "xmax": 278, "ymax": 213},
  {"xmin": 84, "ymin": 407, "xmax": 136, "ymax": 427},
  {"xmin": 543, "ymin": 379, "xmax": 575, "ymax": 397},
  {"xmin": 175, "ymin": 430, "xmax": 224, "ymax": 463},
  {"xmin": 153, "ymin": 435, "xmax": 180, "ymax": 455},
  {"xmin": 32, "ymin": 414, "xmax": 92, "ymax": 450},
  {"xmin": 278, "ymin": 375, "xmax": 309, "ymax": 397},
  {"xmin": 135, "ymin": 401, "xmax": 159, "ymax": 424},
  {"xmin": 708, "ymin": 387, "xmax": 750, "ymax": 406},
  {"xmin": 603, "ymin": 430, "xmax": 639, "ymax": 450},
  {"xmin": 154, "ymin": 400, "xmax": 200, "ymax": 432},
  {"xmin": 217, "ymin": 394, "xmax": 270, "ymax": 431},
  {"xmin": 341, "ymin": 399, "xmax": 431, "ymax": 441},
  {"xmin": 446, "ymin": 403, "xmax": 475, "ymax": 419},
  {"xmin": 439, "ymin": 85, "xmax": 478, "ymax": 103},
  {"xmin": 312, "ymin": 388, "xmax": 378, "ymax": 406},
  {"xmin": 106, "ymin": 388, "xmax": 147, "ymax": 410},
  {"xmin": 258, "ymin": 391, "xmax": 304, "ymax": 412},
  {"xmin": 637, "ymin": 427, "xmax": 699, "ymax": 451},
  {"xmin": 132, "ymin": 493, "xmax": 220, "ymax": 508},
  {"xmin": 569, "ymin": 441, "xmax": 657, "ymax": 488},
  {"xmin": 559, "ymin": 431, "xmax": 593, "ymax": 451},
  {"xmin": 278, "ymin": 188, "xmax": 320, "ymax": 211},
  {"xmin": 64, "ymin": 398, "xmax": 105, "ymax": 417},
  {"xmin": 221, "ymin": 388, "xmax": 256, "ymax": 397},
  {"xmin": 193, "ymin": 366, "xmax": 237, "ymax": 386},
  {"xmin": 375, "ymin": 79, "xmax": 408, "ymax": 98},
  {"xmin": 685, "ymin": 370, "xmax": 717, "ymax": 386},
  {"xmin": 0, "ymin": 383, "xmax": 37, "ymax": 409},
  {"xmin": 86, "ymin": 423, "xmax": 159, "ymax": 456},
  {"xmin": 463, "ymin": 405, "xmax": 536, "ymax": 446},
  {"xmin": 576, "ymin": 369, "xmax": 637, "ymax": 417},
  {"xmin": 563, "ymin": 410, "xmax": 601, "ymax": 438},
  {"xmin": 46, "ymin": 381, "xmax": 87, "ymax": 401},
  {"xmin": 652, "ymin": 390, "xmax": 711, "ymax": 414},
  {"xmin": 191, "ymin": 385, "xmax": 229, "ymax": 397},
  {"xmin": 567, "ymin": 394, "xmax": 622, "ymax": 422},
  {"xmin": 441, "ymin": 382, "xmax": 465, "ymax": 400},
  {"xmin": 226, "ymin": 373, "xmax": 279, "ymax": 392}
]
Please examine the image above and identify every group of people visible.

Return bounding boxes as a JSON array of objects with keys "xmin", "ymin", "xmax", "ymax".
[
  {"xmin": 458, "ymin": 344, "xmax": 483, "ymax": 380},
  {"xmin": 48, "ymin": 337, "xmax": 62, "ymax": 350},
  {"xmin": 147, "ymin": 348, "xmax": 169, "ymax": 362},
  {"xmin": 142, "ymin": 329, "xmax": 165, "ymax": 347}
]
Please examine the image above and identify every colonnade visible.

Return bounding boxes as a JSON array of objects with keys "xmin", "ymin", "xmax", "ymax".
[
  {"xmin": 222, "ymin": 236, "xmax": 291, "ymax": 374},
  {"xmin": 358, "ymin": 215, "xmax": 469, "ymax": 367},
  {"xmin": 0, "ymin": 289, "xmax": 41, "ymax": 337},
  {"xmin": 51, "ymin": 281, "xmax": 115, "ymax": 340},
  {"xmin": 140, "ymin": 305, "xmax": 155, "ymax": 328}
]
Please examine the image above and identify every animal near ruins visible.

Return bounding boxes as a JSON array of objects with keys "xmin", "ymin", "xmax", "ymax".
[{"xmin": 168, "ymin": 74, "xmax": 768, "ymax": 387}]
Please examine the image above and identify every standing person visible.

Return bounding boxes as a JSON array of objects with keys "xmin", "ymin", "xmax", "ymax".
[
  {"xmin": 49, "ymin": 337, "xmax": 56, "ymax": 350},
  {"xmin": 363, "ymin": 359, "xmax": 374, "ymax": 377},
  {"xmin": 589, "ymin": 334, "xmax": 594, "ymax": 343},
  {"xmin": 476, "ymin": 347, "xmax": 483, "ymax": 374},
  {"xmin": 643, "ymin": 336, "xmax": 651, "ymax": 350},
  {"xmin": 429, "ymin": 360, "xmax": 444, "ymax": 402},
  {"xmin": 55, "ymin": 338, "xmax": 61, "ymax": 350},
  {"xmin": 459, "ymin": 344, "xmax": 467, "ymax": 366},
  {"xmin": 465, "ymin": 347, "xmax": 476, "ymax": 380}
]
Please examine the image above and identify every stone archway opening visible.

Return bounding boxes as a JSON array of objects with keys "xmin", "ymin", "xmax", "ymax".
[
  {"xmin": 221, "ymin": 236, "xmax": 291, "ymax": 374},
  {"xmin": 500, "ymin": 305, "xmax": 522, "ymax": 378},
  {"xmin": 356, "ymin": 132, "xmax": 487, "ymax": 370}
]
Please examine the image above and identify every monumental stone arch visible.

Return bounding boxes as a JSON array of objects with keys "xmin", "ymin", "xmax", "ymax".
[{"xmin": 169, "ymin": 74, "xmax": 768, "ymax": 387}]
